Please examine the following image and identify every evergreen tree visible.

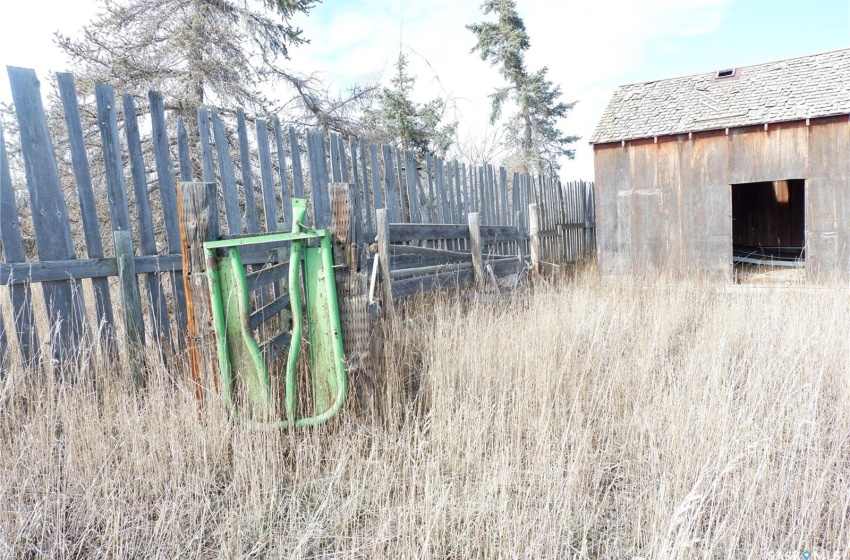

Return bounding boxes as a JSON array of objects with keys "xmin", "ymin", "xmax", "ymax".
[
  {"xmin": 366, "ymin": 50, "xmax": 456, "ymax": 158},
  {"xmin": 55, "ymin": 0, "xmax": 362, "ymax": 131},
  {"xmin": 467, "ymin": 0, "xmax": 577, "ymax": 173}
]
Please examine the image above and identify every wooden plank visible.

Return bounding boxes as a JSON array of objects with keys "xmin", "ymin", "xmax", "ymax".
[
  {"xmin": 489, "ymin": 165, "xmax": 500, "ymax": 225},
  {"xmin": 210, "ymin": 108, "xmax": 242, "ymax": 234},
  {"xmin": 336, "ymin": 135, "xmax": 351, "ymax": 183},
  {"xmin": 389, "ymin": 223, "xmax": 470, "ymax": 243},
  {"xmin": 426, "ymin": 154, "xmax": 436, "ymax": 221},
  {"xmin": 338, "ymin": 135, "xmax": 350, "ymax": 182},
  {"xmin": 10, "ymin": 67, "xmax": 87, "ymax": 360},
  {"xmin": 370, "ymin": 143, "xmax": 384, "ymax": 210},
  {"xmin": 404, "ymin": 150, "xmax": 420, "ymax": 223},
  {"xmin": 236, "ymin": 108, "xmax": 261, "ymax": 234},
  {"xmin": 382, "ymin": 145, "xmax": 401, "ymax": 222},
  {"xmin": 249, "ymin": 293, "xmax": 291, "ymax": 330},
  {"xmin": 256, "ymin": 119, "xmax": 279, "ymax": 232},
  {"xmin": 178, "ymin": 182, "xmax": 221, "ymax": 400},
  {"xmin": 272, "ymin": 117, "xmax": 292, "ymax": 230},
  {"xmin": 391, "ymin": 261, "xmax": 474, "ymax": 280},
  {"xmin": 0, "ymin": 254, "xmax": 183, "ymax": 284},
  {"xmin": 529, "ymin": 203, "xmax": 540, "ymax": 277},
  {"xmin": 197, "ymin": 109, "xmax": 217, "ymax": 185},
  {"xmin": 511, "ymin": 172, "xmax": 521, "ymax": 229},
  {"xmin": 391, "ymin": 269, "xmax": 475, "ymax": 299},
  {"xmin": 0, "ymin": 125, "xmax": 39, "ymax": 364},
  {"xmin": 349, "ymin": 135, "xmax": 366, "ymax": 238},
  {"xmin": 416, "ymin": 156, "xmax": 427, "ymax": 223},
  {"xmin": 477, "ymin": 166, "xmax": 485, "ymax": 219},
  {"xmin": 358, "ymin": 137, "xmax": 373, "ymax": 232},
  {"xmin": 396, "ymin": 149, "xmax": 409, "ymax": 220},
  {"xmin": 122, "ymin": 93, "xmax": 171, "ymax": 346},
  {"xmin": 56, "ymin": 72, "xmax": 114, "ymax": 338},
  {"xmin": 454, "ymin": 161, "xmax": 464, "ymax": 219},
  {"xmin": 376, "ymin": 209, "xmax": 394, "ymax": 319},
  {"xmin": 388, "ymin": 244, "xmax": 471, "ymax": 261},
  {"xmin": 489, "ymin": 258, "xmax": 523, "ymax": 279},
  {"xmin": 288, "ymin": 126, "xmax": 305, "ymax": 198},
  {"xmin": 177, "ymin": 116, "xmax": 194, "ymax": 182},
  {"xmin": 113, "ymin": 229, "xmax": 146, "ymax": 385},
  {"xmin": 446, "ymin": 160, "xmax": 457, "ymax": 223},
  {"xmin": 498, "ymin": 167, "xmax": 510, "ymax": 226},
  {"xmin": 434, "ymin": 157, "xmax": 444, "ymax": 224},
  {"xmin": 480, "ymin": 225, "xmax": 521, "ymax": 244},
  {"xmin": 390, "ymin": 254, "xmax": 464, "ymax": 269},
  {"xmin": 306, "ymin": 129, "xmax": 331, "ymax": 228},
  {"xmin": 245, "ymin": 261, "xmax": 289, "ymax": 293},
  {"xmin": 329, "ymin": 132, "xmax": 342, "ymax": 182},
  {"xmin": 468, "ymin": 212, "xmax": 484, "ymax": 288},
  {"xmin": 149, "ymin": 90, "xmax": 189, "ymax": 335},
  {"xmin": 97, "ymin": 83, "xmax": 149, "ymax": 353},
  {"xmin": 461, "ymin": 163, "xmax": 469, "ymax": 216},
  {"xmin": 261, "ymin": 330, "xmax": 292, "ymax": 365}
]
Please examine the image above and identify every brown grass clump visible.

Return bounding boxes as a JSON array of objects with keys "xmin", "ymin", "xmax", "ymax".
[{"xmin": 1, "ymin": 271, "xmax": 849, "ymax": 558}]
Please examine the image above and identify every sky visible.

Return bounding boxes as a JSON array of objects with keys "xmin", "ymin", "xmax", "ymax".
[{"xmin": 0, "ymin": 0, "xmax": 848, "ymax": 180}]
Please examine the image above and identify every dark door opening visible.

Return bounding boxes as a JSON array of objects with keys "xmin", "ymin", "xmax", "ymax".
[{"xmin": 731, "ymin": 179, "xmax": 805, "ymax": 267}]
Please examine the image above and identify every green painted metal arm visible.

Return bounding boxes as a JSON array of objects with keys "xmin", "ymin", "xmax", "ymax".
[{"xmin": 204, "ymin": 198, "xmax": 347, "ymax": 429}]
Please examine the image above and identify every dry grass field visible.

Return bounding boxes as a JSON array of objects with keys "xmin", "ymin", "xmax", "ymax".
[{"xmin": 1, "ymin": 270, "xmax": 849, "ymax": 559}]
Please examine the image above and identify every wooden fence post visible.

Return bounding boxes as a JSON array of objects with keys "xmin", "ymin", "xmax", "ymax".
[
  {"xmin": 178, "ymin": 182, "xmax": 221, "ymax": 401},
  {"xmin": 113, "ymin": 229, "xmax": 145, "ymax": 387},
  {"xmin": 529, "ymin": 203, "xmax": 540, "ymax": 277},
  {"xmin": 376, "ymin": 209, "xmax": 395, "ymax": 321},
  {"xmin": 468, "ymin": 212, "xmax": 485, "ymax": 289}
]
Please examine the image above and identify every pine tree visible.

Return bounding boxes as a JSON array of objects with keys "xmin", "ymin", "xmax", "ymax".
[
  {"xmin": 54, "ymin": 0, "xmax": 357, "ymax": 129},
  {"xmin": 467, "ymin": 0, "xmax": 577, "ymax": 173},
  {"xmin": 367, "ymin": 51, "xmax": 456, "ymax": 158}
]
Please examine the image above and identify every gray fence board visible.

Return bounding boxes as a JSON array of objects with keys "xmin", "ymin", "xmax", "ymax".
[
  {"xmin": 358, "ymin": 137, "xmax": 373, "ymax": 232},
  {"xmin": 329, "ymin": 132, "xmax": 342, "ymax": 182},
  {"xmin": 256, "ymin": 119, "xmax": 279, "ymax": 232},
  {"xmin": 403, "ymin": 151, "xmax": 420, "ymax": 224},
  {"xmin": 149, "ymin": 91, "xmax": 189, "ymax": 334},
  {"xmin": 197, "ymin": 109, "xmax": 217, "ymax": 185},
  {"xmin": 11, "ymin": 67, "xmax": 88, "ymax": 360},
  {"xmin": 288, "ymin": 126, "xmax": 305, "ymax": 199},
  {"xmin": 273, "ymin": 117, "xmax": 292, "ymax": 230},
  {"xmin": 0, "ymin": 125, "xmax": 39, "ymax": 363},
  {"xmin": 211, "ymin": 108, "xmax": 242, "ymax": 234},
  {"xmin": 236, "ymin": 108, "xmax": 260, "ymax": 234},
  {"xmin": 369, "ymin": 143, "xmax": 383, "ymax": 212},
  {"xmin": 122, "ymin": 94, "xmax": 172, "ymax": 346},
  {"xmin": 306, "ymin": 129, "xmax": 330, "ymax": 228},
  {"xmin": 56, "ymin": 72, "xmax": 115, "ymax": 337},
  {"xmin": 382, "ymin": 145, "xmax": 401, "ymax": 222},
  {"xmin": 177, "ymin": 117, "xmax": 194, "ymax": 182}
]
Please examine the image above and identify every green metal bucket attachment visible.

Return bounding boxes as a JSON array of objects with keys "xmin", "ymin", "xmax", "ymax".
[{"xmin": 204, "ymin": 199, "xmax": 347, "ymax": 428}]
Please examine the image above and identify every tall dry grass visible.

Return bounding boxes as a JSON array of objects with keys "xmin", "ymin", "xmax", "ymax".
[{"xmin": 1, "ymin": 271, "xmax": 849, "ymax": 559}]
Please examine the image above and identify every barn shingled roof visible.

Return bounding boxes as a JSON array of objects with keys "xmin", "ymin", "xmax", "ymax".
[{"xmin": 590, "ymin": 48, "xmax": 850, "ymax": 144}]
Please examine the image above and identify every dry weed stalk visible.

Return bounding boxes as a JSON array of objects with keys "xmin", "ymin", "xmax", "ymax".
[{"xmin": 1, "ymin": 270, "xmax": 848, "ymax": 558}]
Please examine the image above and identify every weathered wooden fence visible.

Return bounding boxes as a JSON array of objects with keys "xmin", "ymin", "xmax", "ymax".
[{"xmin": 0, "ymin": 67, "xmax": 595, "ymax": 372}]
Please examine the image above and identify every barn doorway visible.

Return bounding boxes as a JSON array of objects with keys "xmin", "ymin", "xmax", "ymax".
[{"xmin": 731, "ymin": 179, "xmax": 805, "ymax": 283}]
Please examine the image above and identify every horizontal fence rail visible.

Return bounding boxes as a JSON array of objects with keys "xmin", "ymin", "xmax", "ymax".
[{"xmin": 0, "ymin": 67, "xmax": 595, "ymax": 373}]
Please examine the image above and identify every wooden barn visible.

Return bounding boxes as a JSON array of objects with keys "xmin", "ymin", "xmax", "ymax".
[{"xmin": 590, "ymin": 49, "xmax": 850, "ymax": 281}]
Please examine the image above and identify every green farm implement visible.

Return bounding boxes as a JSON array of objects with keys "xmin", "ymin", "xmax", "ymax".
[{"xmin": 204, "ymin": 199, "xmax": 347, "ymax": 428}]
